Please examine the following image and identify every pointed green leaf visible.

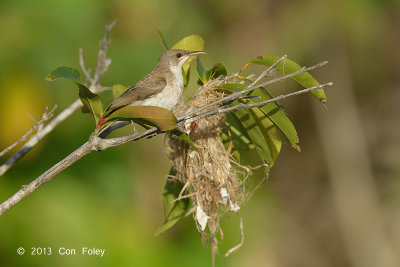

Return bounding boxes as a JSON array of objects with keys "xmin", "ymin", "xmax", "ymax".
[
  {"xmin": 171, "ymin": 35, "xmax": 205, "ymax": 87},
  {"xmin": 248, "ymin": 56, "xmax": 327, "ymax": 103},
  {"xmin": 209, "ymin": 63, "xmax": 227, "ymax": 78},
  {"xmin": 224, "ymin": 112, "xmax": 254, "ymax": 150},
  {"xmin": 76, "ymin": 83, "xmax": 103, "ymax": 125},
  {"xmin": 247, "ymin": 105, "xmax": 282, "ymax": 164},
  {"xmin": 171, "ymin": 34, "xmax": 205, "ymax": 52},
  {"xmin": 196, "ymin": 56, "xmax": 210, "ymax": 84},
  {"xmin": 156, "ymin": 170, "xmax": 190, "ymax": 236},
  {"xmin": 46, "ymin": 66, "xmax": 80, "ymax": 82},
  {"xmin": 77, "ymin": 83, "xmax": 103, "ymax": 125},
  {"xmin": 234, "ymin": 108, "xmax": 273, "ymax": 165},
  {"xmin": 169, "ymin": 129, "xmax": 197, "ymax": 150},
  {"xmin": 216, "ymin": 83, "xmax": 247, "ymax": 93},
  {"xmin": 108, "ymin": 106, "xmax": 177, "ymax": 131},
  {"xmin": 46, "ymin": 66, "xmax": 103, "ymax": 127},
  {"xmin": 156, "ymin": 28, "xmax": 169, "ymax": 50},
  {"xmin": 197, "ymin": 60, "xmax": 227, "ymax": 85},
  {"xmin": 249, "ymin": 89, "xmax": 300, "ymax": 151},
  {"xmin": 112, "ymin": 84, "xmax": 128, "ymax": 99},
  {"xmin": 216, "ymin": 83, "xmax": 300, "ymax": 152}
]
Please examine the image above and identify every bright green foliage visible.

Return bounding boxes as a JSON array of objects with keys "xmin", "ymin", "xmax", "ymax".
[
  {"xmin": 46, "ymin": 66, "xmax": 103, "ymax": 128},
  {"xmin": 46, "ymin": 66, "xmax": 80, "ymax": 82},
  {"xmin": 47, "ymin": 34, "xmax": 327, "ymax": 236},
  {"xmin": 196, "ymin": 57, "xmax": 227, "ymax": 85},
  {"xmin": 224, "ymin": 112, "xmax": 254, "ymax": 150},
  {"xmin": 249, "ymin": 55, "xmax": 327, "ymax": 102},
  {"xmin": 108, "ymin": 106, "xmax": 177, "ymax": 131},
  {"xmin": 156, "ymin": 28, "xmax": 169, "ymax": 50}
]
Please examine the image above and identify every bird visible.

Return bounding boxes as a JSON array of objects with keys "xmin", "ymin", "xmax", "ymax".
[{"xmin": 103, "ymin": 49, "xmax": 206, "ymax": 118}]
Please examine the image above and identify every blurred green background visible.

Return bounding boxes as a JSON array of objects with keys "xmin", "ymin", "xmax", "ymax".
[{"xmin": 1, "ymin": 0, "xmax": 400, "ymax": 266}]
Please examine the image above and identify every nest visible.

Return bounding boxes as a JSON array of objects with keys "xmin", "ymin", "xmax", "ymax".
[{"xmin": 165, "ymin": 79, "xmax": 249, "ymax": 261}]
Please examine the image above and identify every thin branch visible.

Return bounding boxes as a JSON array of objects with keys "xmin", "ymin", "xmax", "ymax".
[
  {"xmin": 181, "ymin": 82, "xmax": 333, "ymax": 123},
  {"xmin": 0, "ymin": 100, "xmax": 82, "ymax": 176},
  {"xmin": 0, "ymin": 126, "xmax": 158, "ymax": 215},
  {"xmin": 247, "ymin": 54, "xmax": 287, "ymax": 87},
  {"xmin": 92, "ymin": 19, "xmax": 117, "ymax": 86},
  {"xmin": 179, "ymin": 60, "xmax": 328, "ymax": 119},
  {"xmin": 0, "ymin": 21, "xmax": 116, "ymax": 177},
  {"xmin": 79, "ymin": 47, "xmax": 92, "ymax": 83},
  {"xmin": 0, "ymin": 105, "xmax": 57, "ymax": 158}
]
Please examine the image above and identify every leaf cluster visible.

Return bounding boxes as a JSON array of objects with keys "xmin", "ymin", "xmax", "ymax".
[{"xmin": 46, "ymin": 33, "xmax": 326, "ymax": 236}]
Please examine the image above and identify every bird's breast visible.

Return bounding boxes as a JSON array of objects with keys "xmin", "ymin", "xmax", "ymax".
[
  {"xmin": 128, "ymin": 65, "xmax": 184, "ymax": 110},
  {"xmin": 129, "ymin": 83, "xmax": 183, "ymax": 110}
]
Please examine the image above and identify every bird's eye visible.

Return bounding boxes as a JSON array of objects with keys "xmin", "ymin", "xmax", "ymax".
[{"xmin": 176, "ymin": 53, "xmax": 182, "ymax": 58}]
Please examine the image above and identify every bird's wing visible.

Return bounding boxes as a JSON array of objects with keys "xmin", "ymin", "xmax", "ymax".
[{"xmin": 105, "ymin": 75, "xmax": 167, "ymax": 115}]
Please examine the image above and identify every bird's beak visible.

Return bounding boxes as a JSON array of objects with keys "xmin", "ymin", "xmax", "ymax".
[{"xmin": 188, "ymin": 51, "xmax": 206, "ymax": 57}]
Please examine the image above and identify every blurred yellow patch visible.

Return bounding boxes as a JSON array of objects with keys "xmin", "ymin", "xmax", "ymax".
[{"xmin": 0, "ymin": 74, "xmax": 50, "ymax": 160}]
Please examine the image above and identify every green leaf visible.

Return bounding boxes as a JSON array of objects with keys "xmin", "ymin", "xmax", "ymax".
[
  {"xmin": 171, "ymin": 35, "xmax": 205, "ymax": 87},
  {"xmin": 196, "ymin": 56, "xmax": 210, "ymax": 84},
  {"xmin": 224, "ymin": 112, "xmax": 254, "ymax": 150},
  {"xmin": 197, "ymin": 59, "xmax": 227, "ymax": 85},
  {"xmin": 112, "ymin": 84, "xmax": 128, "ymax": 99},
  {"xmin": 46, "ymin": 66, "xmax": 103, "ymax": 127},
  {"xmin": 155, "ymin": 170, "xmax": 190, "ymax": 236},
  {"xmin": 209, "ymin": 63, "xmax": 227, "ymax": 78},
  {"xmin": 247, "ymin": 105, "xmax": 282, "ymax": 164},
  {"xmin": 249, "ymin": 89, "xmax": 300, "ymax": 151},
  {"xmin": 108, "ymin": 106, "xmax": 177, "ymax": 131},
  {"xmin": 156, "ymin": 28, "xmax": 169, "ymax": 50},
  {"xmin": 46, "ymin": 66, "xmax": 80, "ymax": 82},
  {"xmin": 216, "ymin": 83, "xmax": 300, "ymax": 152},
  {"xmin": 77, "ymin": 83, "xmax": 103, "ymax": 125},
  {"xmin": 248, "ymin": 55, "xmax": 327, "ymax": 103},
  {"xmin": 169, "ymin": 129, "xmax": 197, "ymax": 150},
  {"xmin": 234, "ymin": 108, "xmax": 273, "ymax": 165}
]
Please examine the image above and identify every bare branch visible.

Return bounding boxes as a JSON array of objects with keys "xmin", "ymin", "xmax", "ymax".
[
  {"xmin": 0, "ymin": 127, "xmax": 157, "ymax": 215},
  {"xmin": 0, "ymin": 100, "xmax": 83, "ymax": 176},
  {"xmin": 0, "ymin": 21, "xmax": 117, "ymax": 176},
  {"xmin": 92, "ymin": 19, "xmax": 117, "ymax": 86},
  {"xmin": 79, "ymin": 47, "xmax": 92, "ymax": 83},
  {"xmin": 247, "ymin": 54, "xmax": 287, "ymax": 87},
  {"xmin": 0, "ymin": 105, "xmax": 57, "ymax": 158}
]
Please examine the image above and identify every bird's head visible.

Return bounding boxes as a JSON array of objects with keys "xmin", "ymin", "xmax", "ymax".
[{"xmin": 158, "ymin": 49, "xmax": 206, "ymax": 70}]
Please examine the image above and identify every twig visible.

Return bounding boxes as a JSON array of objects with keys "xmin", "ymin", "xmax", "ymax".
[
  {"xmin": 79, "ymin": 47, "xmax": 92, "ymax": 83},
  {"xmin": 247, "ymin": 55, "xmax": 287, "ymax": 87},
  {"xmin": 0, "ymin": 127, "xmax": 157, "ymax": 215},
  {"xmin": 0, "ymin": 105, "xmax": 57, "ymax": 158},
  {"xmin": 92, "ymin": 19, "xmax": 117, "ymax": 86},
  {"xmin": 179, "ymin": 82, "xmax": 333, "ymax": 123},
  {"xmin": 0, "ymin": 20, "xmax": 116, "ymax": 177},
  {"xmin": 179, "ymin": 60, "xmax": 328, "ymax": 119}
]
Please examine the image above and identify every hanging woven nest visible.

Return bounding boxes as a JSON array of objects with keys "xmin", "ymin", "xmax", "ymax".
[{"xmin": 165, "ymin": 78, "xmax": 254, "ymax": 261}]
